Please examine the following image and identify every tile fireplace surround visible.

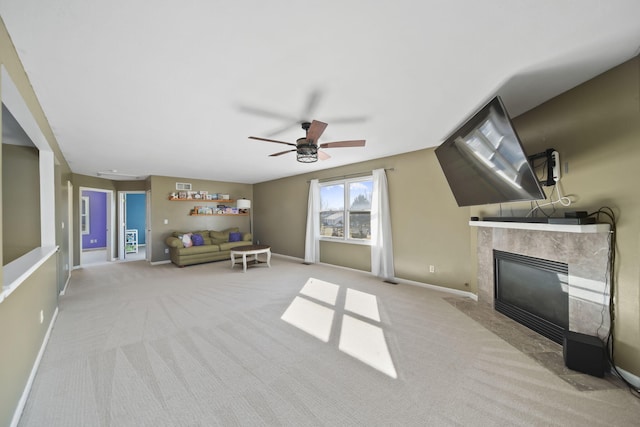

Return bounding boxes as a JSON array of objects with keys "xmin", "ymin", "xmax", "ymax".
[{"xmin": 472, "ymin": 221, "xmax": 612, "ymax": 339}]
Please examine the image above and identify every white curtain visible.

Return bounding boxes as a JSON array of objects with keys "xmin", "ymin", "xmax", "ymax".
[
  {"xmin": 371, "ymin": 169, "xmax": 395, "ymax": 280},
  {"xmin": 304, "ymin": 179, "xmax": 320, "ymax": 263}
]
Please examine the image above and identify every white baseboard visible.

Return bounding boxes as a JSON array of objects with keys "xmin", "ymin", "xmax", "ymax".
[
  {"xmin": 272, "ymin": 253, "xmax": 304, "ymax": 262},
  {"xmin": 614, "ymin": 365, "xmax": 640, "ymax": 389},
  {"xmin": 11, "ymin": 306, "xmax": 59, "ymax": 427},
  {"xmin": 394, "ymin": 277, "xmax": 478, "ymax": 300},
  {"xmin": 150, "ymin": 260, "xmax": 172, "ymax": 266},
  {"xmin": 59, "ymin": 274, "xmax": 71, "ymax": 296},
  {"xmin": 273, "ymin": 253, "xmax": 478, "ymax": 301}
]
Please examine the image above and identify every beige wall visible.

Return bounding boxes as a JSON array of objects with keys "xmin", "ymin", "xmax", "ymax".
[
  {"xmin": 0, "ymin": 256, "xmax": 58, "ymax": 427},
  {"xmin": 1, "ymin": 17, "xmax": 73, "ymax": 425},
  {"xmin": 254, "ymin": 150, "xmax": 473, "ymax": 291},
  {"xmin": 2, "ymin": 144, "xmax": 41, "ymax": 264},
  {"xmin": 148, "ymin": 175, "xmax": 252, "ymax": 263}
]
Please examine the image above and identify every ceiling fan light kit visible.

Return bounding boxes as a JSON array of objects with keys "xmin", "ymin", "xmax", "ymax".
[{"xmin": 248, "ymin": 120, "xmax": 365, "ymax": 163}]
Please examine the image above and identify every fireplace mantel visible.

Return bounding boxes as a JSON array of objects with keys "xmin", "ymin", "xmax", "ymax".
[{"xmin": 469, "ymin": 220, "xmax": 610, "ymax": 234}]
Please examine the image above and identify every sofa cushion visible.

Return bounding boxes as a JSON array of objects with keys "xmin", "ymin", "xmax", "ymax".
[
  {"xmin": 165, "ymin": 236, "xmax": 184, "ymax": 248},
  {"xmin": 228, "ymin": 232, "xmax": 242, "ymax": 242},
  {"xmin": 191, "ymin": 233, "xmax": 205, "ymax": 246},
  {"xmin": 210, "ymin": 227, "xmax": 240, "ymax": 241},
  {"xmin": 176, "ymin": 244, "xmax": 222, "ymax": 255}
]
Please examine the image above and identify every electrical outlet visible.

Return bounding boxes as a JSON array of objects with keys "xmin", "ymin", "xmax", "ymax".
[
  {"xmin": 39, "ymin": 310, "xmax": 44, "ymax": 324},
  {"xmin": 429, "ymin": 265, "xmax": 435, "ymax": 273},
  {"xmin": 165, "ymin": 248, "xmax": 169, "ymax": 254}
]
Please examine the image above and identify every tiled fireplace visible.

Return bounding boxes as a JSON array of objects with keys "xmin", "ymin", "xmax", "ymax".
[{"xmin": 473, "ymin": 221, "xmax": 612, "ymax": 339}]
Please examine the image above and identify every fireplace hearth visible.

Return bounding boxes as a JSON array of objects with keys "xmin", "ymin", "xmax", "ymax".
[{"xmin": 494, "ymin": 250, "xmax": 569, "ymax": 344}]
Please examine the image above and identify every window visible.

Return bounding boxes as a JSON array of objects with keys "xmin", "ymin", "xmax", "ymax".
[
  {"xmin": 81, "ymin": 196, "xmax": 90, "ymax": 235},
  {"xmin": 320, "ymin": 177, "xmax": 373, "ymax": 241}
]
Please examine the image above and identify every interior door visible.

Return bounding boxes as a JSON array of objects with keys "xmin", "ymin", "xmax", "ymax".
[{"xmin": 146, "ymin": 190, "xmax": 152, "ymax": 262}]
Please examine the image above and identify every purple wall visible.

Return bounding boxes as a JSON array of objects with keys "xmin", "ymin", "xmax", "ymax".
[{"xmin": 82, "ymin": 190, "xmax": 107, "ymax": 249}]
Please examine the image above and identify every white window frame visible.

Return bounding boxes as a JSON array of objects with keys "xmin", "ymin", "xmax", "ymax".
[
  {"xmin": 319, "ymin": 176, "xmax": 373, "ymax": 245},
  {"xmin": 81, "ymin": 196, "xmax": 90, "ymax": 235}
]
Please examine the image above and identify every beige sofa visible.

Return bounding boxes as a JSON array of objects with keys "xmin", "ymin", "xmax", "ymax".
[{"xmin": 165, "ymin": 227, "xmax": 252, "ymax": 267}]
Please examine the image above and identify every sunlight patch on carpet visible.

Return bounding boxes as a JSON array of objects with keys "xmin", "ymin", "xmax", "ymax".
[
  {"xmin": 344, "ymin": 288, "xmax": 380, "ymax": 322},
  {"xmin": 281, "ymin": 278, "xmax": 397, "ymax": 378},
  {"xmin": 281, "ymin": 296, "xmax": 335, "ymax": 342},
  {"xmin": 339, "ymin": 315, "xmax": 397, "ymax": 378},
  {"xmin": 299, "ymin": 278, "xmax": 339, "ymax": 305}
]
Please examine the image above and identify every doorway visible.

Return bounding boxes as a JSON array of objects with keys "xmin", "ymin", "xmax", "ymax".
[
  {"xmin": 79, "ymin": 187, "xmax": 115, "ymax": 266},
  {"xmin": 118, "ymin": 191, "xmax": 147, "ymax": 262}
]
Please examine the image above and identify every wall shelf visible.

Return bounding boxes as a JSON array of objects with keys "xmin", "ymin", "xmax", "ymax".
[
  {"xmin": 469, "ymin": 220, "xmax": 610, "ymax": 234},
  {"xmin": 169, "ymin": 198, "xmax": 235, "ymax": 203},
  {"xmin": 189, "ymin": 213, "xmax": 249, "ymax": 216}
]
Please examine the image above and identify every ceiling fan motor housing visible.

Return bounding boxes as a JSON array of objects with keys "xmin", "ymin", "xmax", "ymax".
[{"xmin": 296, "ymin": 136, "xmax": 318, "ymax": 162}]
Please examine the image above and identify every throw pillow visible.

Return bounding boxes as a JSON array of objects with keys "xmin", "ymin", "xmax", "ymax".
[
  {"xmin": 228, "ymin": 232, "xmax": 242, "ymax": 242},
  {"xmin": 191, "ymin": 233, "xmax": 204, "ymax": 246},
  {"xmin": 182, "ymin": 233, "xmax": 193, "ymax": 248}
]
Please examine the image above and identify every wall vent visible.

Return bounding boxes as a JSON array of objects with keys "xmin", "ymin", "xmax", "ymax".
[{"xmin": 176, "ymin": 182, "xmax": 192, "ymax": 191}]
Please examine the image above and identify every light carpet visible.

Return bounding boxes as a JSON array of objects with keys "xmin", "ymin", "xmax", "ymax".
[{"xmin": 18, "ymin": 256, "xmax": 640, "ymax": 426}]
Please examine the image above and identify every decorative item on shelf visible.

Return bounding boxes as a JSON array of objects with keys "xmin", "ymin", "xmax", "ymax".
[
  {"xmin": 220, "ymin": 194, "xmax": 230, "ymax": 200},
  {"xmin": 170, "ymin": 192, "xmax": 179, "ymax": 200},
  {"xmin": 178, "ymin": 191, "xmax": 187, "ymax": 199},
  {"xmin": 200, "ymin": 191, "xmax": 208, "ymax": 199},
  {"xmin": 196, "ymin": 206, "xmax": 213, "ymax": 215},
  {"xmin": 237, "ymin": 198, "xmax": 253, "ymax": 234},
  {"xmin": 237, "ymin": 198, "xmax": 251, "ymax": 214},
  {"xmin": 210, "ymin": 193, "xmax": 218, "ymax": 200}
]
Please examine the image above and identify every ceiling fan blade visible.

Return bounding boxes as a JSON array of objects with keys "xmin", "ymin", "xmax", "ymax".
[
  {"xmin": 238, "ymin": 105, "xmax": 297, "ymax": 121},
  {"xmin": 303, "ymin": 89, "xmax": 323, "ymax": 118},
  {"xmin": 318, "ymin": 150, "xmax": 331, "ymax": 160},
  {"xmin": 319, "ymin": 140, "xmax": 366, "ymax": 148},
  {"xmin": 269, "ymin": 149, "xmax": 297, "ymax": 157},
  {"xmin": 264, "ymin": 121, "xmax": 300, "ymax": 138},
  {"xmin": 248, "ymin": 136, "xmax": 296, "ymax": 147},
  {"xmin": 325, "ymin": 115, "xmax": 369, "ymax": 124},
  {"xmin": 306, "ymin": 120, "xmax": 328, "ymax": 143}
]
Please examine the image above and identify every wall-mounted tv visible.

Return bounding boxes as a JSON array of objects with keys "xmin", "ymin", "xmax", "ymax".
[{"xmin": 435, "ymin": 96, "xmax": 546, "ymax": 207}]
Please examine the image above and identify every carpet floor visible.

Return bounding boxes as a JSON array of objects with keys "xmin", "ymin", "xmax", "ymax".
[{"xmin": 18, "ymin": 256, "xmax": 640, "ymax": 426}]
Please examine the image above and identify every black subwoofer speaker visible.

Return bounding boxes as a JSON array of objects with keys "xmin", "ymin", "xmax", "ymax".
[{"xmin": 563, "ymin": 330, "xmax": 606, "ymax": 377}]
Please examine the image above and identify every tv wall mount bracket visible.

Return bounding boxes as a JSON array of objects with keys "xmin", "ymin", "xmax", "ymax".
[{"xmin": 528, "ymin": 148, "xmax": 560, "ymax": 186}]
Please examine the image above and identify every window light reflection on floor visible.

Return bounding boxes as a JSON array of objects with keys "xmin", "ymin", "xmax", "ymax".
[
  {"xmin": 280, "ymin": 296, "xmax": 335, "ymax": 342},
  {"xmin": 339, "ymin": 314, "xmax": 397, "ymax": 379},
  {"xmin": 344, "ymin": 288, "xmax": 381, "ymax": 322},
  {"xmin": 299, "ymin": 278, "xmax": 340, "ymax": 305},
  {"xmin": 281, "ymin": 277, "xmax": 397, "ymax": 378}
]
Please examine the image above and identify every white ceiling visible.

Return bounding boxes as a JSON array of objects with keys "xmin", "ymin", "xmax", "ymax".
[{"xmin": 1, "ymin": 1, "xmax": 639, "ymax": 183}]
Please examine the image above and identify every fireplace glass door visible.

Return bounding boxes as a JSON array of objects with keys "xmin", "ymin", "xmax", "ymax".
[{"xmin": 494, "ymin": 250, "xmax": 568, "ymax": 344}]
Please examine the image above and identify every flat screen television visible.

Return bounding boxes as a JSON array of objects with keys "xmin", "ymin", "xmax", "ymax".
[{"xmin": 435, "ymin": 96, "xmax": 546, "ymax": 207}]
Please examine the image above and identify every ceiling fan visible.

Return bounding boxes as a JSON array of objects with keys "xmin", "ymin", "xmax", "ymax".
[{"xmin": 248, "ymin": 120, "xmax": 366, "ymax": 163}]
